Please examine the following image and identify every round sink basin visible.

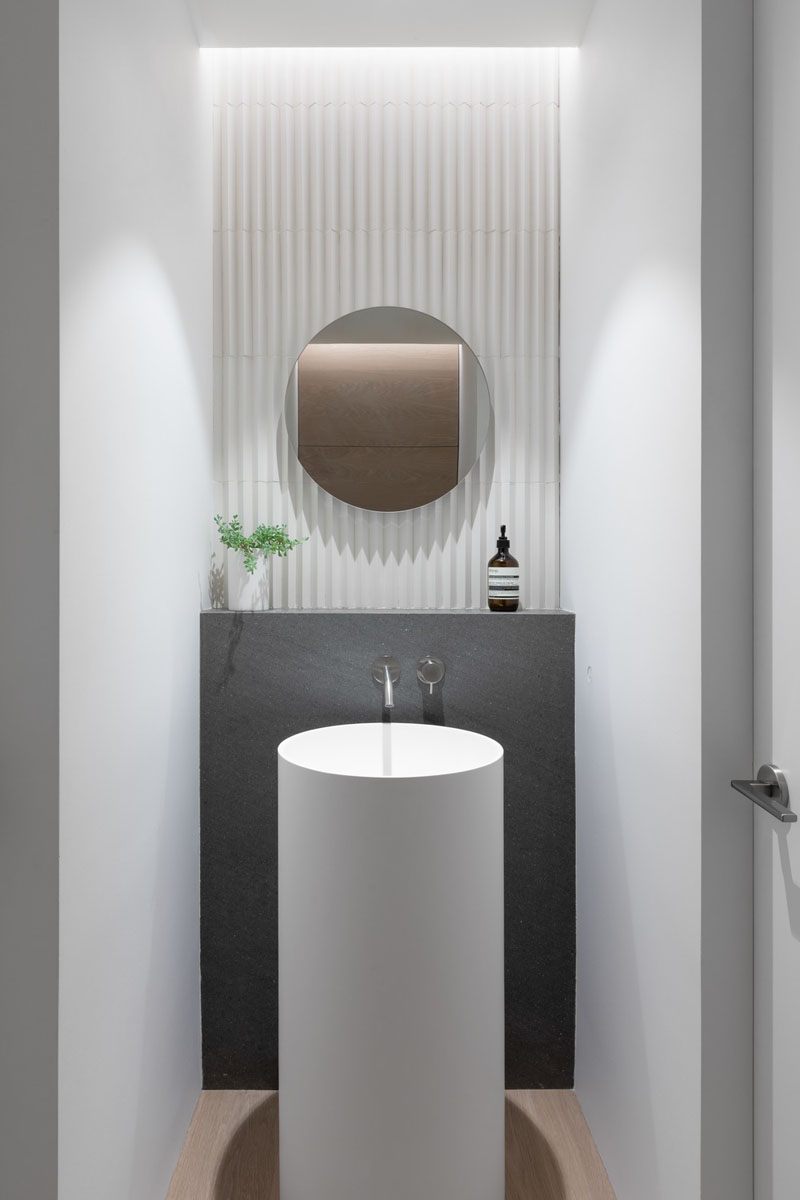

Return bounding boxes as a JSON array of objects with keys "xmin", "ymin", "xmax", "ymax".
[
  {"xmin": 278, "ymin": 722, "xmax": 504, "ymax": 1200},
  {"xmin": 279, "ymin": 718, "xmax": 502, "ymax": 779}
]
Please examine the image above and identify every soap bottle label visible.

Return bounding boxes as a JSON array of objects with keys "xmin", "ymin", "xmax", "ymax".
[{"xmin": 488, "ymin": 566, "xmax": 520, "ymax": 599}]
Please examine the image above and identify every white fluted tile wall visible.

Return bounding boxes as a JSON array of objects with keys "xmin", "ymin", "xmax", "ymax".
[{"xmin": 212, "ymin": 48, "xmax": 560, "ymax": 609}]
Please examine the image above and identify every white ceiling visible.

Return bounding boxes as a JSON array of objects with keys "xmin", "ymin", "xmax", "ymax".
[{"xmin": 187, "ymin": 0, "xmax": 595, "ymax": 47}]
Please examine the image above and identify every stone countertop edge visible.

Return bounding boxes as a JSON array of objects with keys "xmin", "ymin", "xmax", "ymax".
[{"xmin": 201, "ymin": 608, "xmax": 574, "ymax": 616}]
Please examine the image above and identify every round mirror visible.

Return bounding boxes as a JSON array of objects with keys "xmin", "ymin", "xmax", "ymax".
[{"xmin": 285, "ymin": 307, "xmax": 491, "ymax": 512}]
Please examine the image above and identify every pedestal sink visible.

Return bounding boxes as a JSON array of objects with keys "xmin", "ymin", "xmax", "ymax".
[{"xmin": 277, "ymin": 722, "xmax": 504, "ymax": 1200}]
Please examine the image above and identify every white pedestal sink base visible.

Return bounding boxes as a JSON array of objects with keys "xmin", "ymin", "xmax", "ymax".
[{"xmin": 278, "ymin": 723, "xmax": 504, "ymax": 1200}]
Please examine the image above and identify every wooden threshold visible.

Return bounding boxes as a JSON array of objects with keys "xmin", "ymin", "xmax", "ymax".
[{"xmin": 166, "ymin": 1088, "xmax": 615, "ymax": 1200}]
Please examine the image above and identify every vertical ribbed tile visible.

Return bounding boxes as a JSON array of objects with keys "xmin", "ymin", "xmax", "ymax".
[{"xmin": 212, "ymin": 49, "xmax": 560, "ymax": 610}]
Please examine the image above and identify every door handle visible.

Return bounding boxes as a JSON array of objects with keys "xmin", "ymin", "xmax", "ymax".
[{"xmin": 731, "ymin": 764, "xmax": 796, "ymax": 823}]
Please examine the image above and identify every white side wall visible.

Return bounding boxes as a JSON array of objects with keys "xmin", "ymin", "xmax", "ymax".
[
  {"xmin": 59, "ymin": 2, "xmax": 212, "ymax": 1197},
  {"xmin": 0, "ymin": 2, "xmax": 60, "ymax": 1196},
  {"xmin": 560, "ymin": 4, "xmax": 704, "ymax": 1197},
  {"xmin": 561, "ymin": 3, "xmax": 754, "ymax": 1198}
]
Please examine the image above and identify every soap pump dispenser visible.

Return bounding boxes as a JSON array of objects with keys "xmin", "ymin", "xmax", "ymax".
[{"xmin": 487, "ymin": 525, "xmax": 520, "ymax": 612}]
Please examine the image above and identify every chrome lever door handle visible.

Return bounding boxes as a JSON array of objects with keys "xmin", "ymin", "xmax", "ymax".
[{"xmin": 731, "ymin": 764, "xmax": 796, "ymax": 823}]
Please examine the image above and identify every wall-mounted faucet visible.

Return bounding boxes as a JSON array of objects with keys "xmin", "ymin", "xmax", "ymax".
[{"xmin": 371, "ymin": 655, "xmax": 401, "ymax": 709}]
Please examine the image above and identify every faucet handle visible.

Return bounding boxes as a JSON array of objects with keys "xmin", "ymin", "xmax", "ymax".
[{"xmin": 416, "ymin": 654, "xmax": 445, "ymax": 695}]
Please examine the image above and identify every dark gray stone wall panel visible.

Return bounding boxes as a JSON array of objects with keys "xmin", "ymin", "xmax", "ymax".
[{"xmin": 201, "ymin": 610, "xmax": 575, "ymax": 1089}]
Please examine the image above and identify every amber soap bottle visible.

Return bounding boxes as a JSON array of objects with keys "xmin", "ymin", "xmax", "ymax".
[{"xmin": 487, "ymin": 525, "xmax": 520, "ymax": 611}]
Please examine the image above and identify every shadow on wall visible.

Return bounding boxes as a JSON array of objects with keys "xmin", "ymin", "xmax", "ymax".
[
  {"xmin": 777, "ymin": 829, "xmax": 800, "ymax": 943},
  {"xmin": 212, "ymin": 1094, "xmax": 566, "ymax": 1200},
  {"xmin": 278, "ymin": 396, "xmax": 495, "ymax": 561},
  {"xmin": 208, "ymin": 551, "xmax": 226, "ymax": 609}
]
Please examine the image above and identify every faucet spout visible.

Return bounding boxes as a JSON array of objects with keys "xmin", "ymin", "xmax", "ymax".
[
  {"xmin": 371, "ymin": 655, "xmax": 400, "ymax": 709},
  {"xmin": 383, "ymin": 665, "xmax": 395, "ymax": 709}
]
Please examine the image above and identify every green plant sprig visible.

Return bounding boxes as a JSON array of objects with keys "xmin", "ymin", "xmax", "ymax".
[{"xmin": 214, "ymin": 514, "xmax": 307, "ymax": 575}]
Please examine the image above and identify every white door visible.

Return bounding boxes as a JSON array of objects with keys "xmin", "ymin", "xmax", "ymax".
[{"xmin": 754, "ymin": 2, "xmax": 800, "ymax": 1196}]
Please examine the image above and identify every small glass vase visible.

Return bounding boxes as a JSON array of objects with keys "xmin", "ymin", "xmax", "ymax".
[{"xmin": 227, "ymin": 550, "xmax": 271, "ymax": 611}]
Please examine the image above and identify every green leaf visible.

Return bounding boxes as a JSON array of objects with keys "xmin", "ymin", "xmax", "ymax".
[{"xmin": 215, "ymin": 514, "xmax": 307, "ymax": 569}]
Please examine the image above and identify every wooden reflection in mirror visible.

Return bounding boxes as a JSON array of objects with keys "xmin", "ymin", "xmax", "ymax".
[{"xmin": 297, "ymin": 343, "xmax": 459, "ymax": 511}]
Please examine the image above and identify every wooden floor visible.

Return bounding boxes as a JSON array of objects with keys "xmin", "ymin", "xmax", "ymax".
[{"xmin": 166, "ymin": 1089, "xmax": 615, "ymax": 1200}]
